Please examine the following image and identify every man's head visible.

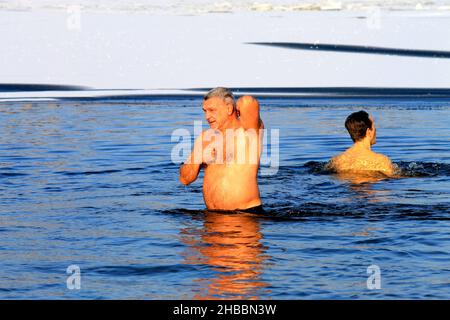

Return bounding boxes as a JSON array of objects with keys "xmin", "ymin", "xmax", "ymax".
[
  {"xmin": 345, "ymin": 110, "xmax": 376, "ymax": 145},
  {"xmin": 203, "ymin": 87, "xmax": 236, "ymax": 130}
]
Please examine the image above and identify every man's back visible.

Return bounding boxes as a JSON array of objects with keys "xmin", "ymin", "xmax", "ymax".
[{"xmin": 329, "ymin": 147, "xmax": 395, "ymax": 176}]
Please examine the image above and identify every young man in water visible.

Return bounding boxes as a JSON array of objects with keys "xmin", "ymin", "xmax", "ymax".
[
  {"xmin": 179, "ymin": 87, "xmax": 264, "ymax": 212},
  {"xmin": 327, "ymin": 110, "xmax": 396, "ymax": 176}
]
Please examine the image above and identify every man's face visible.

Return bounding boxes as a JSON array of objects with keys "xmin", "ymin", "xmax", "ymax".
[
  {"xmin": 202, "ymin": 97, "xmax": 229, "ymax": 130},
  {"xmin": 369, "ymin": 115, "xmax": 377, "ymax": 145}
]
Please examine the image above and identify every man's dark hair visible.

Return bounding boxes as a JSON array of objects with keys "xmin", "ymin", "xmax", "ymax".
[{"xmin": 344, "ymin": 110, "xmax": 373, "ymax": 142}]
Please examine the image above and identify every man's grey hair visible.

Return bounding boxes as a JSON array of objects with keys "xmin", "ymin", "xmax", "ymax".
[{"xmin": 204, "ymin": 87, "xmax": 236, "ymax": 108}]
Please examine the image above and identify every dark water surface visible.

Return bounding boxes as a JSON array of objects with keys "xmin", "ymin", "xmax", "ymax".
[{"xmin": 1, "ymin": 97, "xmax": 449, "ymax": 299}]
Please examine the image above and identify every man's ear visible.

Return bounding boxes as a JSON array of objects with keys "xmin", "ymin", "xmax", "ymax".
[{"xmin": 227, "ymin": 103, "xmax": 234, "ymax": 116}]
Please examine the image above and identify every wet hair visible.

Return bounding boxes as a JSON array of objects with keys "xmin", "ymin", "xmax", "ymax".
[
  {"xmin": 344, "ymin": 110, "xmax": 373, "ymax": 142},
  {"xmin": 203, "ymin": 87, "xmax": 236, "ymax": 109}
]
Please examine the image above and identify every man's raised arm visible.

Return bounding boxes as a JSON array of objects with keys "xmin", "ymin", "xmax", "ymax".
[{"xmin": 236, "ymin": 95, "xmax": 262, "ymax": 130}]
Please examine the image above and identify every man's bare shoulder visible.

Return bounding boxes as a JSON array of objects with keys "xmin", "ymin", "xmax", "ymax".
[
  {"xmin": 331, "ymin": 151, "xmax": 348, "ymax": 162},
  {"xmin": 326, "ymin": 152, "xmax": 345, "ymax": 170},
  {"xmin": 373, "ymin": 152, "xmax": 392, "ymax": 165},
  {"xmin": 371, "ymin": 152, "xmax": 395, "ymax": 174}
]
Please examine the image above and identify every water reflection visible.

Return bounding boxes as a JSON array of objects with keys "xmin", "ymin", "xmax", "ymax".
[
  {"xmin": 180, "ymin": 211, "xmax": 270, "ymax": 299},
  {"xmin": 331, "ymin": 171, "xmax": 392, "ymax": 203}
]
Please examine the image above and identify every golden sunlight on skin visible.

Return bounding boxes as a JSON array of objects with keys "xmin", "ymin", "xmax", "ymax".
[
  {"xmin": 179, "ymin": 212, "xmax": 269, "ymax": 300},
  {"xmin": 180, "ymin": 93, "xmax": 264, "ymax": 210}
]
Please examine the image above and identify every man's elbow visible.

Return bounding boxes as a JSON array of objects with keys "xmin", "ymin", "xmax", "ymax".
[
  {"xmin": 179, "ymin": 170, "xmax": 196, "ymax": 185},
  {"xmin": 240, "ymin": 95, "xmax": 256, "ymax": 103},
  {"xmin": 179, "ymin": 175, "xmax": 192, "ymax": 185}
]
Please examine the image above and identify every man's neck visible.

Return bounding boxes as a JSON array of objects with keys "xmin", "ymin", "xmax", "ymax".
[
  {"xmin": 219, "ymin": 116, "xmax": 239, "ymax": 133},
  {"xmin": 351, "ymin": 138, "xmax": 372, "ymax": 152}
]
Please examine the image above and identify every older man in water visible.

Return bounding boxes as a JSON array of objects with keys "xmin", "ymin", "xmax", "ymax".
[
  {"xmin": 179, "ymin": 87, "xmax": 264, "ymax": 212},
  {"xmin": 327, "ymin": 110, "xmax": 396, "ymax": 176}
]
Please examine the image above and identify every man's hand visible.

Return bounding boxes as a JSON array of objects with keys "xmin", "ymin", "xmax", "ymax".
[
  {"xmin": 180, "ymin": 129, "xmax": 220, "ymax": 185},
  {"xmin": 190, "ymin": 129, "xmax": 219, "ymax": 165}
]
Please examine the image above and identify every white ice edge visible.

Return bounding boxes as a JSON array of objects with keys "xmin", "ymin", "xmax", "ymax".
[
  {"xmin": 2, "ymin": 0, "xmax": 450, "ymax": 14},
  {"xmin": 2, "ymin": 8, "xmax": 450, "ymax": 91},
  {"xmin": 0, "ymin": 89, "xmax": 337, "ymax": 100}
]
